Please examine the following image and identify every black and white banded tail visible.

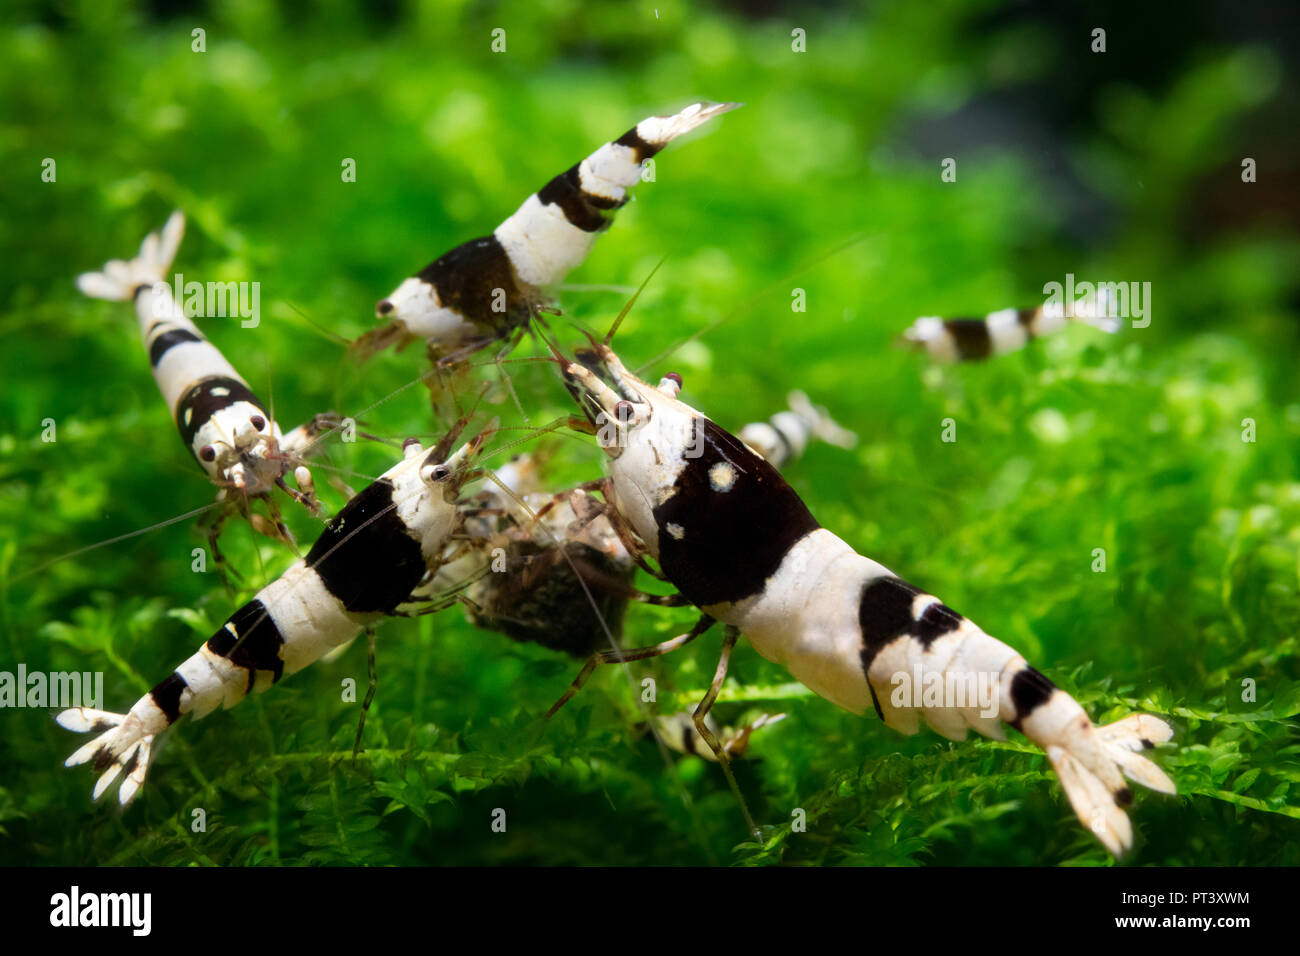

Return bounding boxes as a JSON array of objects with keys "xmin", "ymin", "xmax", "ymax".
[{"xmin": 736, "ymin": 390, "xmax": 857, "ymax": 469}]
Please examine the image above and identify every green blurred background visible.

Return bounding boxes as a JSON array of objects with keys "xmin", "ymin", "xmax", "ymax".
[{"xmin": 1, "ymin": 0, "xmax": 1298, "ymax": 865}]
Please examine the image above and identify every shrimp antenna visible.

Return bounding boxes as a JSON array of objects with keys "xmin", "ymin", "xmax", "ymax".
[
  {"xmin": 10, "ymin": 502, "xmax": 223, "ymax": 583},
  {"xmin": 430, "ymin": 380, "xmax": 492, "ymax": 463},
  {"xmin": 532, "ymin": 317, "xmax": 570, "ymax": 366},
  {"xmin": 282, "ymin": 300, "xmax": 353, "ymax": 348},
  {"xmin": 604, "ymin": 255, "xmax": 668, "ymax": 345},
  {"xmin": 636, "ymin": 232, "xmax": 872, "ymax": 374}
]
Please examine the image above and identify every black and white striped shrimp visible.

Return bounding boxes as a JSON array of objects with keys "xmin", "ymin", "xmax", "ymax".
[
  {"xmin": 439, "ymin": 389, "xmax": 854, "ymax": 757},
  {"xmin": 55, "ymin": 420, "xmax": 497, "ymax": 804},
  {"xmin": 900, "ymin": 288, "xmax": 1120, "ymax": 363},
  {"xmin": 356, "ymin": 102, "xmax": 740, "ymax": 363},
  {"xmin": 551, "ymin": 339, "xmax": 1176, "ymax": 856},
  {"xmin": 444, "ymin": 385, "xmax": 857, "ymax": 660},
  {"xmin": 76, "ymin": 212, "xmax": 328, "ymax": 545}
]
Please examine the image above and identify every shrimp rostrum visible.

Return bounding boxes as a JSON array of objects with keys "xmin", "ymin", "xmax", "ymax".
[
  {"xmin": 56, "ymin": 419, "xmax": 497, "ymax": 804},
  {"xmin": 551, "ymin": 340, "xmax": 1176, "ymax": 856}
]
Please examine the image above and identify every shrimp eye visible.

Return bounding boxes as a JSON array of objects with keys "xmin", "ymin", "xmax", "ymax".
[
  {"xmin": 613, "ymin": 400, "xmax": 635, "ymax": 423},
  {"xmin": 199, "ymin": 445, "xmax": 217, "ymax": 463},
  {"xmin": 423, "ymin": 463, "xmax": 452, "ymax": 483},
  {"xmin": 250, "ymin": 415, "xmax": 267, "ymax": 431}
]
